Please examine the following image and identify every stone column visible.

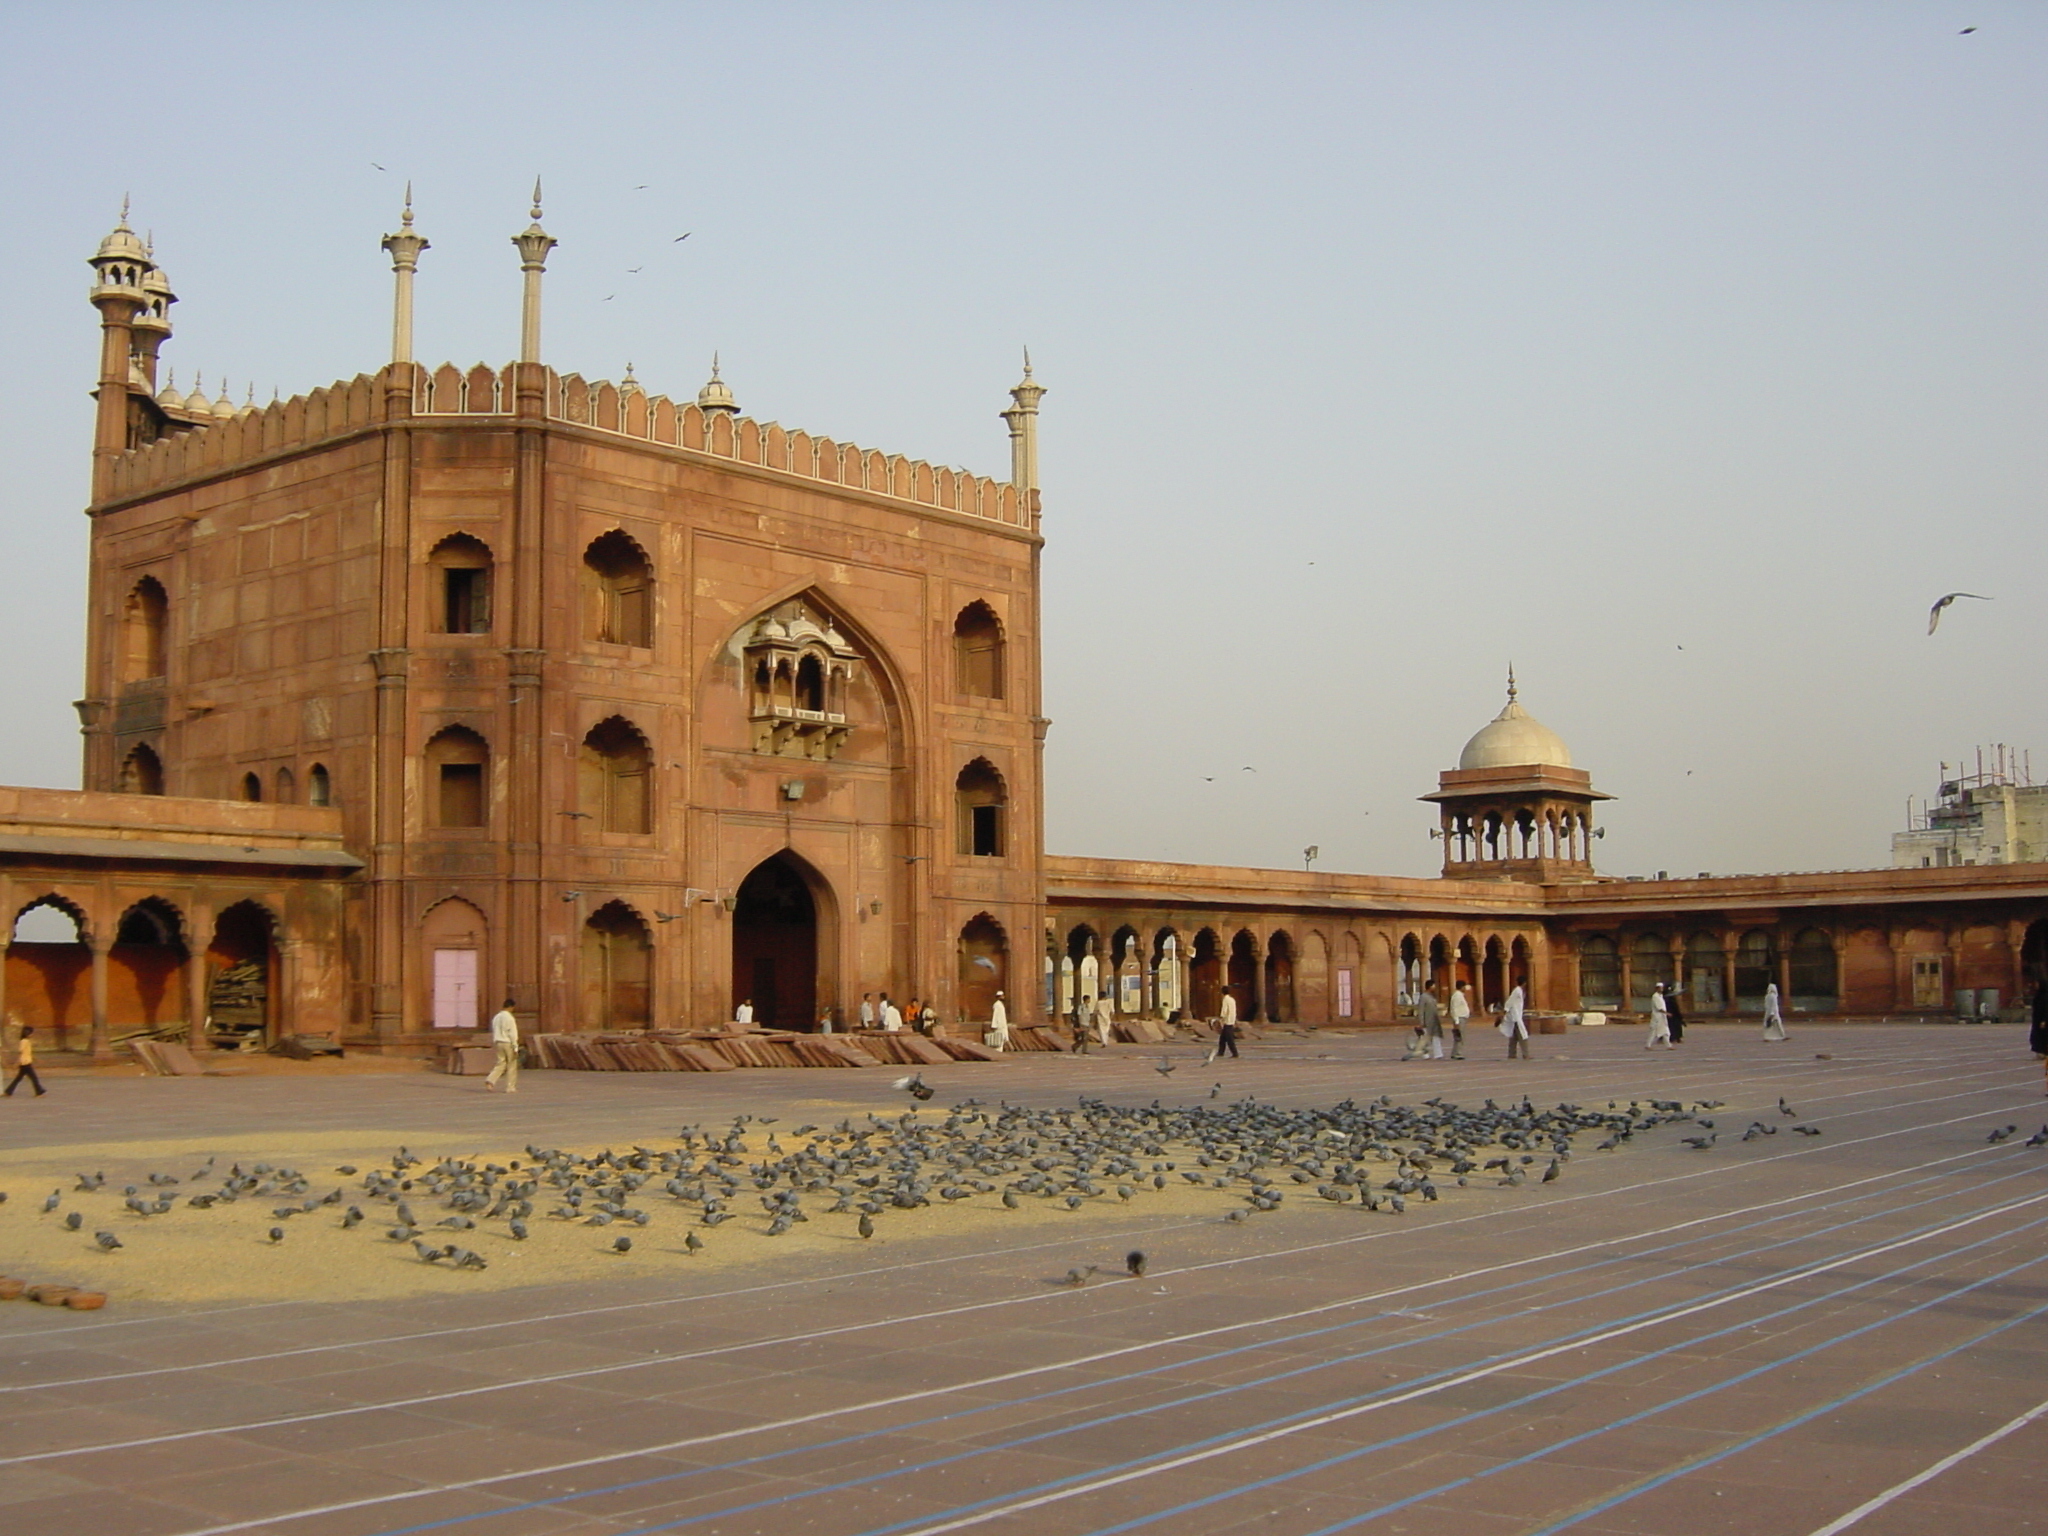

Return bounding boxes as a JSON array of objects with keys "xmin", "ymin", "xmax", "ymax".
[
  {"xmin": 185, "ymin": 915, "xmax": 212, "ymax": 1051},
  {"xmin": 1776, "ymin": 940, "xmax": 1793, "ymax": 1009},
  {"xmin": 1618, "ymin": 946, "xmax": 1634, "ymax": 1015},
  {"xmin": 1833, "ymin": 931, "xmax": 1849, "ymax": 1017},
  {"xmin": 1720, "ymin": 930, "xmax": 1739, "ymax": 1016},
  {"xmin": 87, "ymin": 929, "xmax": 113, "ymax": 1063},
  {"xmin": 275, "ymin": 940, "xmax": 302, "ymax": 1041}
]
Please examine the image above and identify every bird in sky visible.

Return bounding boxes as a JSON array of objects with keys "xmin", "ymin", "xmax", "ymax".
[
  {"xmin": 674, "ymin": 232, "xmax": 692, "ymax": 242},
  {"xmin": 627, "ymin": 266, "xmax": 644, "ymax": 273},
  {"xmin": 1960, "ymin": 26, "xmax": 1977, "ymax": 33},
  {"xmin": 1928, "ymin": 592, "xmax": 1990, "ymax": 633},
  {"xmin": 371, "ymin": 162, "xmax": 386, "ymax": 171}
]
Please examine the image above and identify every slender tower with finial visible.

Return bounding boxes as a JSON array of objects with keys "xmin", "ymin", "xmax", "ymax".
[
  {"xmin": 87, "ymin": 197, "xmax": 154, "ymax": 499},
  {"xmin": 380, "ymin": 184, "xmax": 428, "ymax": 366},
  {"xmin": 512, "ymin": 177, "xmax": 557, "ymax": 364},
  {"xmin": 1000, "ymin": 347, "xmax": 1044, "ymax": 503}
]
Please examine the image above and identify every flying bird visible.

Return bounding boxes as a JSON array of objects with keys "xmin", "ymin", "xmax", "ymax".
[
  {"xmin": 893, "ymin": 1074, "xmax": 935, "ymax": 1101},
  {"xmin": 1928, "ymin": 592, "xmax": 1990, "ymax": 633},
  {"xmin": 371, "ymin": 162, "xmax": 386, "ymax": 171},
  {"xmin": 674, "ymin": 232, "xmax": 692, "ymax": 242},
  {"xmin": 1960, "ymin": 26, "xmax": 1977, "ymax": 33}
]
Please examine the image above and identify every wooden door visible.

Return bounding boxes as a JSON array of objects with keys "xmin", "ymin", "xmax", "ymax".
[
  {"xmin": 1911, "ymin": 956, "xmax": 1944, "ymax": 1009},
  {"xmin": 432, "ymin": 949, "xmax": 478, "ymax": 1031}
]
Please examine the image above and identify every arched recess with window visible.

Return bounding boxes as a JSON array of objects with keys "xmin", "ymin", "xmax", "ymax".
[
  {"xmin": 1189, "ymin": 929, "xmax": 1223, "ymax": 1019},
  {"xmin": 1228, "ymin": 929, "xmax": 1260, "ymax": 1020},
  {"xmin": 582, "ymin": 900, "xmax": 652, "ymax": 1030},
  {"xmin": 1578, "ymin": 935, "xmax": 1621, "ymax": 1008},
  {"xmin": 112, "ymin": 898, "xmax": 187, "ymax": 1035},
  {"xmin": 241, "ymin": 772, "xmax": 263, "ymax": 803},
  {"xmin": 1789, "ymin": 928, "xmax": 1838, "ymax": 1010},
  {"xmin": 307, "ymin": 763, "xmax": 332, "ymax": 806},
  {"xmin": 1264, "ymin": 932, "xmax": 1297, "ymax": 1023},
  {"xmin": 956, "ymin": 759, "xmax": 1007, "ymax": 857},
  {"xmin": 121, "ymin": 576, "xmax": 168, "ymax": 685},
  {"xmin": 275, "ymin": 766, "xmax": 296, "ymax": 804},
  {"xmin": 427, "ymin": 534, "xmax": 493, "ymax": 635},
  {"xmin": 119, "ymin": 743, "xmax": 164, "ymax": 795},
  {"xmin": 957, "ymin": 913, "xmax": 1008, "ymax": 1022},
  {"xmin": 953, "ymin": 601, "xmax": 1005, "ymax": 701},
  {"xmin": 582, "ymin": 530, "xmax": 652, "ymax": 647},
  {"xmin": 424, "ymin": 727, "xmax": 489, "ymax": 829},
  {"xmin": 578, "ymin": 716, "xmax": 652, "ymax": 834}
]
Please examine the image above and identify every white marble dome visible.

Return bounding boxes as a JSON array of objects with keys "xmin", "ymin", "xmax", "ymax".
[{"xmin": 1458, "ymin": 684, "xmax": 1572, "ymax": 770}]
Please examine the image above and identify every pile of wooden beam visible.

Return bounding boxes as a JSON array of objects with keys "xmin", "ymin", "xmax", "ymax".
[
  {"xmin": 524, "ymin": 1028, "xmax": 1012, "ymax": 1072},
  {"xmin": 1004, "ymin": 1025, "xmax": 1069, "ymax": 1052}
]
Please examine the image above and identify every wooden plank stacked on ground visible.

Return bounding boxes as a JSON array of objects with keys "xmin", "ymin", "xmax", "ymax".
[
  {"xmin": 129, "ymin": 1039, "xmax": 209, "ymax": 1076},
  {"xmin": 1007, "ymin": 1025, "xmax": 1069, "ymax": 1052},
  {"xmin": 525, "ymin": 1028, "xmax": 982, "ymax": 1071},
  {"xmin": 935, "ymin": 1037, "xmax": 1002, "ymax": 1062}
]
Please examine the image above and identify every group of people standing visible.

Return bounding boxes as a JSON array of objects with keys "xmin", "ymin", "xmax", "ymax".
[
  {"xmin": 1649, "ymin": 980, "xmax": 1788, "ymax": 1047},
  {"xmin": 1410, "ymin": 982, "xmax": 1532, "ymax": 1059}
]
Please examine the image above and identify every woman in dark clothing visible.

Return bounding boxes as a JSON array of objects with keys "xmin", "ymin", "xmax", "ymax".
[
  {"xmin": 2029, "ymin": 981, "xmax": 2048, "ymax": 1058},
  {"xmin": 1666, "ymin": 986, "xmax": 1686, "ymax": 1045}
]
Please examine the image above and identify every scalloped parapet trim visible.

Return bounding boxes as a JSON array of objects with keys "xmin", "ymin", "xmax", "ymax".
[{"xmin": 100, "ymin": 363, "xmax": 1026, "ymax": 529}]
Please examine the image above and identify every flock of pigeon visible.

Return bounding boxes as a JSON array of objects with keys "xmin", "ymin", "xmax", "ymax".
[
  {"xmin": 6, "ymin": 1089, "xmax": 1787, "ymax": 1277},
  {"xmin": 14, "ymin": 1076, "xmax": 2042, "ymax": 1290}
]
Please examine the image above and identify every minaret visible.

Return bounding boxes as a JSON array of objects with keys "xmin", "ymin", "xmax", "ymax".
[
  {"xmin": 511, "ymin": 177, "xmax": 557, "ymax": 364},
  {"xmin": 380, "ymin": 183, "xmax": 428, "ymax": 365},
  {"xmin": 87, "ymin": 198, "xmax": 153, "ymax": 498},
  {"xmin": 696, "ymin": 353, "xmax": 738, "ymax": 417},
  {"xmin": 129, "ymin": 233, "xmax": 176, "ymax": 393},
  {"xmin": 1000, "ymin": 348, "xmax": 1044, "ymax": 500}
]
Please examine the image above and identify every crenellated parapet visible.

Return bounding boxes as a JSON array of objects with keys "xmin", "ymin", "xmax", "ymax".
[{"xmin": 98, "ymin": 361, "xmax": 1027, "ymax": 529}]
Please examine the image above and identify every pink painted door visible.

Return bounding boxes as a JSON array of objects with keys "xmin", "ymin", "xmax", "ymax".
[{"xmin": 432, "ymin": 949, "xmax": 479, "ymax": 1030}]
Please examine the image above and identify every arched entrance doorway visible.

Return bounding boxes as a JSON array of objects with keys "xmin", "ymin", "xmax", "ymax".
[
  {"xmin": 8, "ymin": 898, "xmax": 92, "ymax": 1050},
  {"xmin": 423, "ymin": 898, "xmax": 486, "ymax": 1032},
  {"xmin": 731, "ymin": 855, "xmax": 820, "ymax": 1031},
  {"xmin": 114, "ymin": 899, "xmax": 187, "ymax": 1036},
  {"xmin": 583, "ymin": 901, "xmax": 652, "ymax": 1030},
  {"xmin": 957, "ymin": 913, "xmax": 1007, "ymax": 1023},
  {"xmin": 209, "ymin": 901, "xmax": 275, "ymax": 1046}
]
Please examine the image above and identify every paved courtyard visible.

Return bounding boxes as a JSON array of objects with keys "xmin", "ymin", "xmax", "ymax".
[{"xmin": 2, "ymin": 1022, "xmax": 2045, "ymax": 1536}]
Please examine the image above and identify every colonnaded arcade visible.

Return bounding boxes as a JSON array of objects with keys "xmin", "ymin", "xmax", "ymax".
[{"xmin": 3, "ymin": 200, "xmax": 2044, "ymax": 1056}]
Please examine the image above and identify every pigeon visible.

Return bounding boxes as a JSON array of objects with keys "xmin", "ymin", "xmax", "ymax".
[
  {"xmin": 1779, "ymin": 1098, "xmax": 1796, "ymax": 1117},
  {"xmin": 1987, "ymin": 1124, "xmax": 2018, "ymax": 1144},
  {"xmin": 1681, "ymin": 1134, "xmax": 1716, "ymax": 1150},
  {"xmin": 893, "ymin": 1074, "xmax": 935, "ymax": 1101},
  {"xmin": 1126, "ymin": 1250, "xmax": 1147, "ymax": 1278},
  {"xmin": 413, "ymin": 1240, "xmax": 444, "ymax": 1263},
  {"xmin": 1928, "ymin": 593, "xmax": 1990, "ymax": 634},
  {"xmin": 65, "ymin": 1211, "xmax": 83, "ymax": 1231},
  {"xmin": 684, "ymin": 1231, "xmax": 704, "ymax": 1255},
  {"xmin": 1541, "ymin": 1159, "xmax": 1561, "ymax": 1183},
  {"xmin": 2024, "ymin": 1127, "xmax": 2047, "ymax": 1148},
  {"xmin": 1154, "ymin": 1058, "xmax": 1177, "ymax": 1077},
  {"xmin": 95, "ymin": 1231, "xmax": 122, "ymax": 1251},
  {"xmin": 42, "ymin": 1190, "xmax": 61, "ymax": 1213},
  {"xmin": 612, "ymin": 1235, "xmax": 633, "ymax": 1254},
  {"xmin": 1060, "ymin": 1265, "xmax": 1098, "ymax": 1286},
  {"xmin": 268, "ymin": 1227, "xmax": 286, "ymax": 1243},
  {"xmin": 857, "ymin": 1212, "xmax": 875, "ymax": 1239},
  {"xmin": 1792, "ymin": 1125, "xmax": 1823, "ymax": 1137}
]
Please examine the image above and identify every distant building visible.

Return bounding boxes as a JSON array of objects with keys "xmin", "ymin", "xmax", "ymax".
[{"xmin": 1892, "ymin": 749, "xmax": 2048, "ymax": 868}]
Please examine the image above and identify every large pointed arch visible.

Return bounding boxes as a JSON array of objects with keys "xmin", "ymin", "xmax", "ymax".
[{"xmin": 731, "ymin": 850, "xmax": 840, "ymax": 1031}]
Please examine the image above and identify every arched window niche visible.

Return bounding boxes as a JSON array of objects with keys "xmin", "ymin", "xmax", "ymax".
[{"xmin": 582, "ymin": 531, "xmax": 652, "ymax": 648}]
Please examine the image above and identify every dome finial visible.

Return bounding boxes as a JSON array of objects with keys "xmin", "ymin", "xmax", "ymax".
[
  {"xmin": 1506, "ymin": 663, "xmax": 1517, "ymax": 703},
  {"xmin": 119, "ymin": 192, "xmax": 131, "ymax": 226},
  {"xmin": 1021, "ymin": 345, "xmax": 1033, "ymax": 379},
  {"xmin": 698, "ymin": 352, "xmax": 738, "ymax": 415},
  {"xmin": 401, "ymin": 181, "xmax": 415, "ymax": 227},
  {"xmin": 530, "ymin": 176, "xmax": 544, "ymax": 221}
]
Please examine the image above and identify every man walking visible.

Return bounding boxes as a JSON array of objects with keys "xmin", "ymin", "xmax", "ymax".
[
  {"xmin": 484, "ymin": 1000, "xmax": 520, "ymax": 1093},
  {"xmin": 1214, "ymin": 989, "xmax": 1241, "ymax": 1060},
  {"xmin": 1501, "ymin": 984, "xmax": 1531, "ymax": 1059},
  {"xmin": 1413, "ymin": 987, "xmax": 1444, "ymax": 1060},
  {"xmin": 1665, "ymin": 984, "xmax": 1686, "ymax": 1045},
  {"xmin": 1448, "ymin": 982, "xmax": 1471, "ymax": 1059},
  {"xmin": 5, "ymin": 1025, "xmax": 46, "ymax": 1097},
  {"xmin": 1646, "ymin": 983, "xmax": 1674, "ymax": 1049}
]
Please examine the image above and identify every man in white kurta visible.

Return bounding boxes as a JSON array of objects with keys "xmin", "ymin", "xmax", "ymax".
[
  {"xmin": 986, "ymin": 993, "xmax": 1009, "ymax": 1051},
  {"xmin": 880, "ymin": 995, "xmax": 903, "ymax": 1032},
  {"xmin": 734, "ymin": 999, "xmax": 754, "ymax": 1026},
  {"xmin": 1761, "ymin": 982, "xmax": 1787, "ymax": 1041},
  {"xmin": 484, "ymin": 999, "xmax": 520, "ymax": 1093},
  {"xmin": 1448, "ymin": 983, "xmax": 1472, "ymax": 1059},
  {"xmin": 1500, "ymin": 984, "xmax": 1530, "ymax": 1059},
  {"xmin": 1093, "ymin": 994, "xmax": 1115, "ymax": 1047},
  {"xmin": 1646, "ymin": 984, "xmax": 1673, "ymax": 1049}
]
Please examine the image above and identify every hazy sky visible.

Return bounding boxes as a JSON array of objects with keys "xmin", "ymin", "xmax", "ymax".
[{"xmin": 1, "ymin": 3, "xmax": 2041, "ymax": 881}]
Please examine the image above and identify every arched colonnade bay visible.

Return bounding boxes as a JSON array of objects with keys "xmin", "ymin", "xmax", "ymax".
[{"xmin": 1045, "ymin": 856, "xmax": 2048, "ymax": 1026}]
